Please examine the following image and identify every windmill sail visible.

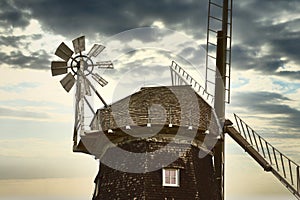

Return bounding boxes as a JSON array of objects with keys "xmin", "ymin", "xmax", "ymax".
[
  {"xmin": 169, "ymin": 61, "xmax": 214, "ymax": 105},
  {"xmin": 225, "ymin": 114, "xmax": 300, "ymax": 200},
  {"xmin": 72, "ymin": 36, "xmax": 85, "ymax": 54},
  {"xmin": 51, "ymin": 61, "xmax": 68, "ymax": 76},
  {"xmin": 205, "ymin": 0, "xmax": 233, "ymax": 104},
  {"xmin": 55, "ymin": 42, "xmax": 74, "ymax": 62},
  {"xmin": 88, "ymin": 44, "xmax": 105, "ymax": 57}
]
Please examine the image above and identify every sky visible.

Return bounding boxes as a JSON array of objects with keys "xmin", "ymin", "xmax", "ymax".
[{"xmin": 0, "ymin": 0, "xmax": 299, "ymax": 199}]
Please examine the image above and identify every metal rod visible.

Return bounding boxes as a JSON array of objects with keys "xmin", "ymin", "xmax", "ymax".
[
  {"xmin": 81, "ymin": 72, "xmax": 108, "ymax": 108},
  {"xmin": 234, "ymin": 114, "xmax": 242, "ymax": 136},
  {"xmin": 297, "ymin": 166, "xmax": 300, "ymax": 192},
  {"xmin": 273, "ymin": 147, "xmax": 279, "ymax": 171},
  {"xmin": 252, "ymin": 129, "xmax": 259, "ymax": 152},
  {"xmin": 266, "ymin": 142, "xmax": 272, "ymax": 164},
  {"xmin": 72, "ymin": 78, "xmax": 81, "ymax": 148},
  {"xmin": 170, "ymin": 68, "xmax": 174, "ymax": 86},
  {"xmin": 84, "ymin": 96, "xmax": 96, "ymax": 115},
  {"xmin": 281, "ymin": 153, "xmax": 287, "ymax": 178},
  {"xmin": 246, "ymin": 125, "xmax": 253, "ymax": 145},
  {"xmin": 258, "ymin": 136, "xmax": 266, "ymax": 158},
  {"xmin": 289, "ymin": 160, "xmax": 294, "ymax": 185},
  {"xmin": 240, "ymin": 119, "xmax": 247, "ymax": 140}
]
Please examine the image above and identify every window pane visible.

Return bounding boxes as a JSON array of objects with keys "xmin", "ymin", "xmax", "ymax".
[
  {"xmin": 166, "ymin": 178, "xmax": 170, "ymax": 184},
  {"xmin": 165, "ymin": 170, "xmax": 170, "ymax": 184},
  {"xmin": 170, "ymin": 170, "xmax": 176, "ymax": 177},
  {"xmin": 171, "ymin": 176, "xmax": 176, "ymax": 184},
  {"xmin": 165, "ymin": 170, "xmax": 170, "ymax": 177}
]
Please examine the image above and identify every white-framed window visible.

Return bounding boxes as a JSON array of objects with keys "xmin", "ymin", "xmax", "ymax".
[{"xmin": 162, "ymin": 168, "xmax": 180, "ymax": 187}]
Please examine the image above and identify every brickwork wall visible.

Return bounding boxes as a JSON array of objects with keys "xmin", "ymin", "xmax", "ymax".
[{"xmin": 93, "ymin": 140, "xmax": 219, "ymax": 200}]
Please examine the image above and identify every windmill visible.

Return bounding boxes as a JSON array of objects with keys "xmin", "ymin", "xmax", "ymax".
[
  {"xmin": 50, "ymin": 1, "xmax": 300, "ymax": 200},
  {"xmin": 51, "ymin": 36, "xmax": 113, "ymax": 151}
]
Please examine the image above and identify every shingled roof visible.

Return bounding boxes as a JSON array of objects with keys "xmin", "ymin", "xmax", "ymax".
[
  {"xmin": 91, "ymin": 85, "xmax": 219, "ymax": 133},
  {"xmin": 76, "ymin": 85, "xmax": 221, "ymax": 157}
]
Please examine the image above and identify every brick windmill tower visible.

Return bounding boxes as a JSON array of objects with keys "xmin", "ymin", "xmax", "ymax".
[
  {"xmin": 51, "ymin": 0, "xmax": 300, "ymax": 199},
  {"xmin": 81, "ymin": 84, "xmax": 221, "ymax": 199}
]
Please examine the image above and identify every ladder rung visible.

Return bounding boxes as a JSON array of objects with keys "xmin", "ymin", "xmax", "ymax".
[
  {"xmin": 207, "ymin": 67, "xmax": 216, "ymax": 72},
  {"xmin": 208, "ymin": 42, "xmax": 217, "ymax": 47},
  {"xmin": 209, "ymin": 16, "xmax": 223, "ymax": 22},
  {"xmin": 206, "ymin": 80, "xmax": 215, "ymax": 85},
  {"xmin": 208, "ymin": 29, "xmax": 218, "ymax": 34},
  {"xmin": 210, "ymin": 2, "xmax": 223, "ymax": 9},
  {"xmin": 208, "ymin": 55, "xmax": 216, "ymax": 59}
]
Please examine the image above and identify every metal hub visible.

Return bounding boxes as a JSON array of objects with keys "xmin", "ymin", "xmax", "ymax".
[{"xmin": 70, "ymin": 55, "xmax": 94, "ymax": 76}]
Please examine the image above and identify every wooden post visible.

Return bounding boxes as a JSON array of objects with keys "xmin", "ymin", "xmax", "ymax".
[{"xmin": 214, "ymin": 0, "xmax": 229, "ymax": 199}]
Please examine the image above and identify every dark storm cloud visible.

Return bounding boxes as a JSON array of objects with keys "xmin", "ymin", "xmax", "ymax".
[
  {"xmin": 232, "ymin": 0, "xmax": 300, "ymax": 79},
  {"xmin": 232, "ymin": 45, "xmax": 286, "ymax": 72},
  {"xmin": 13, "ymin": 0, "xmax": 208, "ymax": 39},
  {"xmin": 232, "ymin": 91, "xmax": 300, "ymax": 130},
  {"xmin": 0, "ymin": 50, "xmax": 50, "ymax": 70},
  {"xmin": 0, "ymin": 34, "xmax": 42, "ymax": 48},
  {"xmin": 0, "ymin": 35, "xmax": 26, "ymax": 48},
  {"xmin": 1, "ymin": 0, "xmax": 299, "ymax": 79},
  {"xmin": 276, "ymin": 71, "xmax": 300, "ymax": 80},
  {"xmin": 270, "ymin": 33, "xmax": 300, "ymax": 64},
  {"xmin": 233, "ymin": 91, "xmax": 290, "ymax": 104},
  {"xmin": 0, "ymin": 0, "xmax": 31, "ymax": 28}
]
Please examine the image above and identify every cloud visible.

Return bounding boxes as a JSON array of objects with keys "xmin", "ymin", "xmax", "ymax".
[
  {"xmin": 0, "ymin": 35, "xmax": 27, "ymax": 48},
  {"xmin": 0, "ymin": 34, "xmax": 43, "ymax": 48},
  {"xmin": 233, "ymin": 91, "xmax": 291, "ymax": 105},
  {"xmin": 276, "ymin": 71, "xmax": 300, "ymax": 80},
  {"xmin": 0, "ymin": 107, "xmax": 50, "ymax": 119},
  {"xmin": 231, "ymin": 0, "xmax": 300, "ymax": 80},
  {"xmin": 12, "ymin": 0, "xmax": 208, "ymax": 38},
  {"xmin": 231, "ymin": 91, "xmax": 300, "ymax": 133},
  {"xmin": 0, "ymin": 0, "xmax": 299, "ymax": 81},
  {"xmin": 0, "ymin": 98, "xmax": 73, "ymax": 122},
  {"xmin": 0, "ymin": 49, "xmax": 50, "ymax": 70},
  {"xmin": 0, "ymin": 0, "xmax": 31, "ymax": 29},
  {"xmin": 0, "ymin": 82, "xmax": 39, "ymax": 93}
]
